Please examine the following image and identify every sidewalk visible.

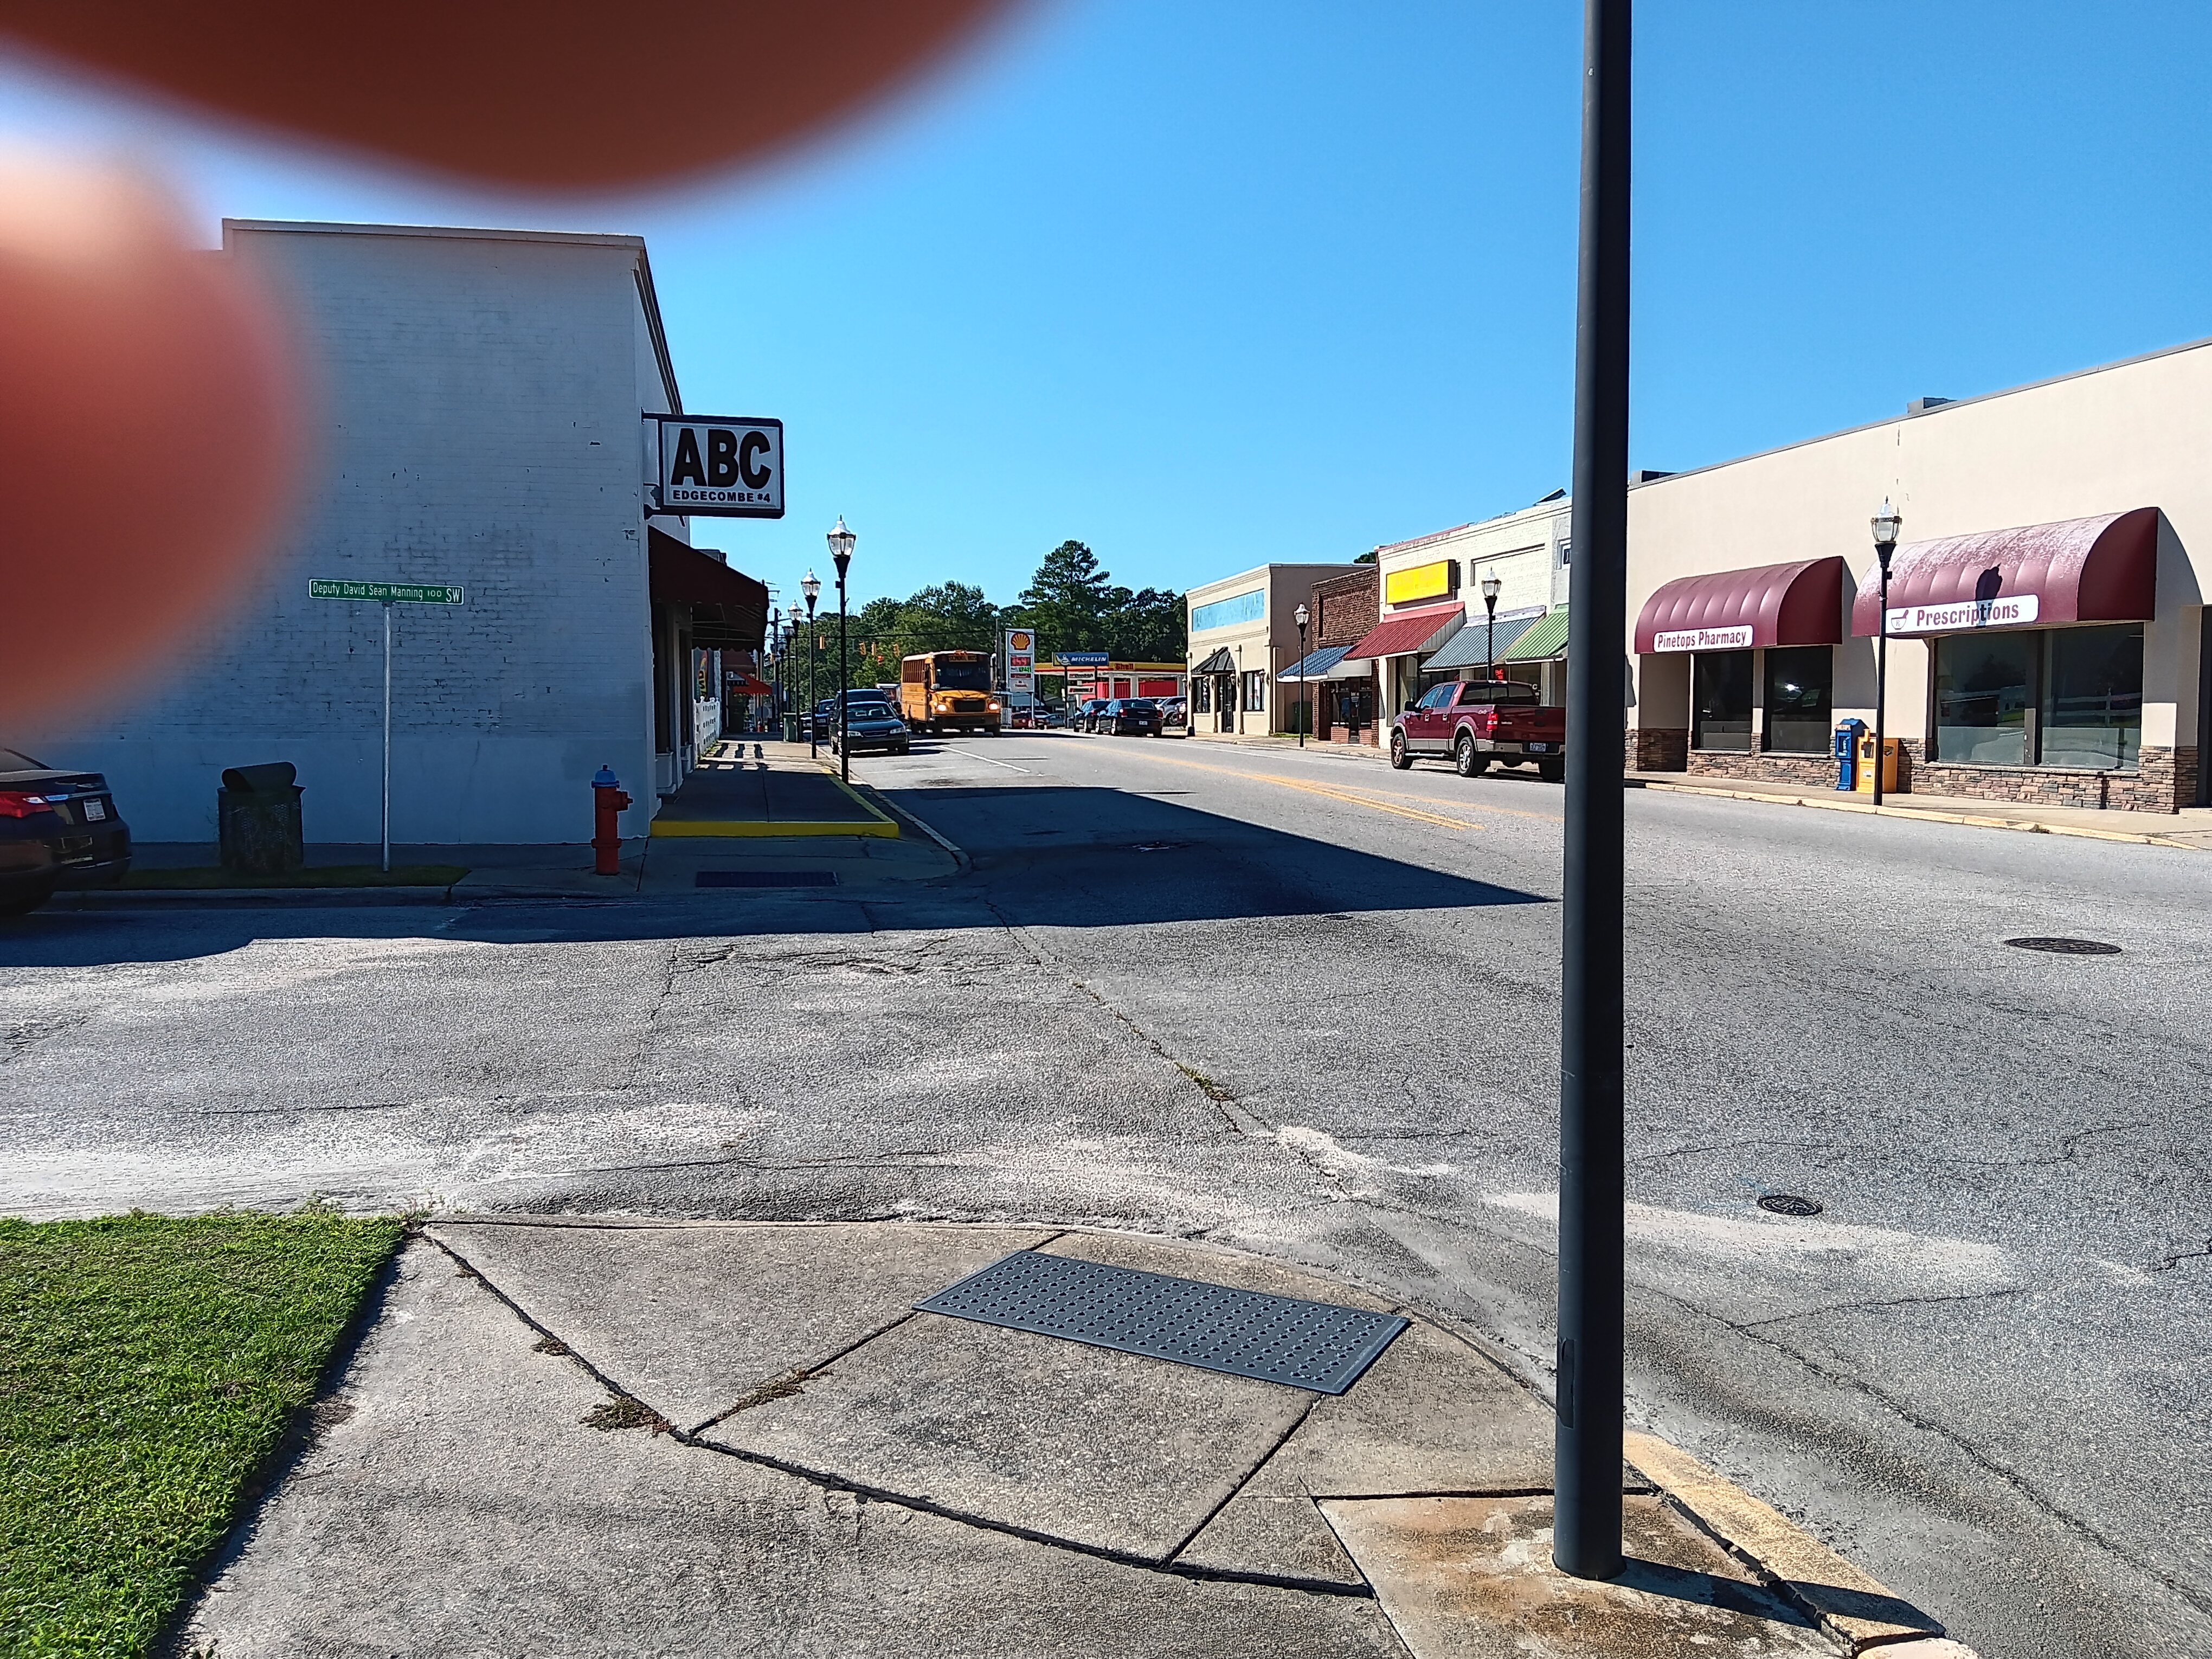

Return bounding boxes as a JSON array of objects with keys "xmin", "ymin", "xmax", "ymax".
[
  {"xmin": 1630, "ymin": 771, "xmax": 2212, "ymax": 850},
  {"xmin": 181, "ymin": 1219, "xmax": 1972, "ymax": 1658}
]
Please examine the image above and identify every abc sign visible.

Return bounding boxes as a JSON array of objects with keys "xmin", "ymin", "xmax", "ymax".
[{"xmin": 654, "ymin": 416, "xmax": 785, "ymax": 518}]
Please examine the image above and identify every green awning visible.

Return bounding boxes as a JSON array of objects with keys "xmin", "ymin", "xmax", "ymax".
[{"xmin": 1503, "ymin": 605, "xmax": 1569, "ymax": 661}]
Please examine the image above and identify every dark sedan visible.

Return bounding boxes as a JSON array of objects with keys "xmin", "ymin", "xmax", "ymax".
[
  {"xmin": 830, "ymin": 702, "xmax": 912, "ymax": 756},
  {"xmin": 1073, "ymin": 698, "xmax": 1109, "ymax": 734},
  {"xmin": 1101, "ymin": 698, "xmax": 1166, "ymax": 737},
  {"xmin": 1, "ymin": 745, "xmax": 133, "ymax": 916}
]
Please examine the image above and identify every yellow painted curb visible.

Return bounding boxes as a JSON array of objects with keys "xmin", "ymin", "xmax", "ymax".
[
  {"xmin": 1635, "ymin": 778, "xmax": 2200, "ymax": 850},
  {"xmin": 1624, "ymin": 1431, "xmax": 1971, "ymax": 1655},
  {"xmin": 648, "ymin": 818, "xmax": 897, "ymax": 839}
]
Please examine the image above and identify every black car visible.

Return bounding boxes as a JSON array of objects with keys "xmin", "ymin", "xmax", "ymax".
[
  {"xmin": 1102, "ymin": 698, "xmax": 1166, "ymax": 737},
  {"xmin": 1074, "ymin": 698, "xmax": 1109, "ymax": 734},
  {"xmin": 1, "ymin": 745, "xmax": 132, "ymax": 916},
  {"xmin": 831, "ymin": 701, "xmax": 912, "ymax": 756}
]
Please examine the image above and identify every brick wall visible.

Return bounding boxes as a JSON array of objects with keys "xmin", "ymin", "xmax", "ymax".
[
  {"xmin": 1313, "ymin": 568, "xmax": 1379, "ymax": 648},
  {"xmin": 1686, "ymin": 749, "xmax": 1839, "ymax": 789}
]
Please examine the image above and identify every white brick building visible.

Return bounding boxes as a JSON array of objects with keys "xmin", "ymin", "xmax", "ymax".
[{"xmin": 26, "ymin": 220, "xmax": 764, "ymax": 844}]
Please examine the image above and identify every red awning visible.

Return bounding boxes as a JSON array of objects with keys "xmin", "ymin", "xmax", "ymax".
[
  {"xmin": 649, "ymin": 526, "xmax": 768, "ymax": 650},
  {"xmin": 1851, "ymin": 508, "xmax": 2156, "ymax": 638},
  {"xmin": 725, "ymin": 671, "xmax": 774, "ymax": 696},
  {"xmin": 1634, "ymin": 556, "xmax": 1845, "ymax": 653},
  {"xmin": 1343, "ymin": 601, "xmax": 1464, "ymax": 661}
]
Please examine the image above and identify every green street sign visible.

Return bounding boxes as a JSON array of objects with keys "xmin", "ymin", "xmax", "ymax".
[{"xmin": 308, "ymin": 579, "xmax": 464, "ymax": 605}]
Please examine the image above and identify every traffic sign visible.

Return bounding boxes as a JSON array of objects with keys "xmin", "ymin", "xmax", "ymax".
[{"xmin": 309, "ymin": 580, "xmax": 464, "ymax": 604}]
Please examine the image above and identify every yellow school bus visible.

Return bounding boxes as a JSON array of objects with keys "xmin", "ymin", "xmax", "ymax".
[{"xmin": 900, "ymin": 651, "xmax": 1001, "ymax": 735}]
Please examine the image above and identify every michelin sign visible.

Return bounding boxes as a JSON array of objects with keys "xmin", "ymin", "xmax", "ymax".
[{"xmin": 647, "ymin": 415, "xmax": 785, "ymax": 517}]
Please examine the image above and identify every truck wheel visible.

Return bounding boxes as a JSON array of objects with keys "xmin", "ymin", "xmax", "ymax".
[
  {"xmin": 1454, "ymin": 734, "xmax": 1489, "ymax": 778},
  {"xmin": 1388, "ymin": 730, "xmax": 1412, "ymax": 770},
  {"xmin": 1539, "ymin": 755, "xmax": 1565, "ymax": 783}
]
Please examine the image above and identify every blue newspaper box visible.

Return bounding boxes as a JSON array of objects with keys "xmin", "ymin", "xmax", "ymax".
[{"xmin": 1834, "ymin": 719, "xmax": 1867, "ymax": 790}]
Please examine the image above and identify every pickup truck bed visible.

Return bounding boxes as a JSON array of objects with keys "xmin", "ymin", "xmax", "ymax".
[{"xmin": 1389, "ymin": 678, "xmax": 1566, "ymax": 780}]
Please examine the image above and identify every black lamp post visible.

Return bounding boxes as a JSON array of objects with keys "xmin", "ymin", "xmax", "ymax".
[
  {"xmin": 1870, "ymin": 499, "xmax": 1902, "ymax": 807},
  {"xmin": 1294, "ymin": 602, "xmax": 1310, "ymax": 748},
  {"xmin": 1482, "ymin": 570, "xmax": 1503, "ymax": 681},
  {"xmin": 801, "ymin": 573, "xmax": 821, "ymax": 759},
  {"xmin": 1555, "ymin": 0, "xmax": 1630, "ymax": 1585},
  {"xmin": 828, "ymin": 517, "xmax": 856, "ymax": 783}
]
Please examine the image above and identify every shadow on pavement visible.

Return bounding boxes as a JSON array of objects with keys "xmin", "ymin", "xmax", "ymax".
[{"xmin": 0, "ymin": 787, "xmax": 1544, "ymax": 966}]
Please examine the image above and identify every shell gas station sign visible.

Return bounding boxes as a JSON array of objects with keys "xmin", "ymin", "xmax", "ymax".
[{"xmin": 1005, "ymin": 629, "xmax": 1036, "ymax": 697}]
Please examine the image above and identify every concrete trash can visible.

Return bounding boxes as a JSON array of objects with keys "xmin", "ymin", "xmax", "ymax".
[
  {"xmin": 783, "ymin": 713, "xmax": 801, "ymax": 743},
  {"xmin": 218, "ymin": 762, "xmax": 305, "ymax": 876}
]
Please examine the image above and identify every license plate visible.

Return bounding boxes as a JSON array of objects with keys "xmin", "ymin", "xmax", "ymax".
[
  {"xmin": 83, "ymin": 799, "xmax": 107, "ymax": 821},
  {"xmin": 1527, "ymin": 742, "xmax": 1553, "ymax": 753}
]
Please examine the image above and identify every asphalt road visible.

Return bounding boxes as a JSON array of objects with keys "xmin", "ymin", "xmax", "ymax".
[{"xmin": 5, "ymin": 729, "xmax": 2208, "ymax": 1658}]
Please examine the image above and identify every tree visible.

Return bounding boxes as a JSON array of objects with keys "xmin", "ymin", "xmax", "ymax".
[{"xmin": 1010, "ymin": 540, "xmax": 1184, "ymax": 663}]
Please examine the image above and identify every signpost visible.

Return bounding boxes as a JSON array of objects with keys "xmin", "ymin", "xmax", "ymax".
[
  {"xmin": 1005, "ymin": 629, "xmax": 1036, "ymax": 717},
  {"xmin": 645, "ymin": 415, "xmax": 785, "ymax": 518},
  {"xmin": 309, "ymin": 579, "xmax": 465, "ymax": 873}
]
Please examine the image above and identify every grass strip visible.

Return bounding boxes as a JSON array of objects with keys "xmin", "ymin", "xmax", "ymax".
[
  {"xmin": 122, "ymin": 865, "xmax": 467, "ymax": 890},
  {"xmin": 0, "ymin": 1210, "xmax": 403, "ymax": 1657}
]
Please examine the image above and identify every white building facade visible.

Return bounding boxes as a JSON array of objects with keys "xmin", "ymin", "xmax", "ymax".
[{"xmin": 25, "ymin": 220, "xmax": 764, "ymax": 844}]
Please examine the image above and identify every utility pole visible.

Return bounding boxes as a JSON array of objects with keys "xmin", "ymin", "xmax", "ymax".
[{"xmin": 1555, "ymin": 0, "xmax": 1630, "ymax": 1584}]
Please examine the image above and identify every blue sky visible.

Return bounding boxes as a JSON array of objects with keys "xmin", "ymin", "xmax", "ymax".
[{"xmin": 5, "ymin": 2, "xmax": 2210, "ymax": 614}]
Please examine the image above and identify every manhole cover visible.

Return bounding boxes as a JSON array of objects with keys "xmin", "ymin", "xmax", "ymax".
[
  {"xmin": 696, "ymin": 871, "xmax": 837, "ymax": 888},
  {"xmin": 2003, "ymin": 936, "xmax": 2120, "ymax": 955},
  {"xmin": 1757, "ymin": 1194, "xmax": 1823, "ymax": 1218},
  {"xmin": 1130, "ymin": 842, "xmax": 1186, "ymax": 852},
  {"xmin": 915, "ymin": 1250, "xmax": 1408, "ymax": 1395}
]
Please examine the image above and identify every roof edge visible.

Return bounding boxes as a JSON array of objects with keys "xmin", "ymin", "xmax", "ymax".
[{"xmin": 221, "ymin": 218, "xmax": 648, "ymax": 251}]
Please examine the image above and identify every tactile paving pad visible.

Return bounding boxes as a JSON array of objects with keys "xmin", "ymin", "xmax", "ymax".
[{"xmin": 914, "ymin": 1250, "xmax": 1409, "ymax": 1394}]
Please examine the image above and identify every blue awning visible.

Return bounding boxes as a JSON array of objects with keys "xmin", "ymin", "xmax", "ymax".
[{"xmin": 1276, "ymin": 644, "xmax": 1354, "ymax": 681}]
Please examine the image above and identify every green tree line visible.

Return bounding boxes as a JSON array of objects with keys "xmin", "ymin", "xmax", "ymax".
[{"xmin": 781, "ymin": 541, "xmax": 1186, "ymax": 692}]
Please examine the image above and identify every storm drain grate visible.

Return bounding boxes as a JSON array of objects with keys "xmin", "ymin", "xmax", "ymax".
[
  {"xmin": 2004, "ymin": 936, "xmax": 2120, "ymax": 955},
  {"xmin": 914, "ymin": 1250, "xmax": 1409, "ymax": 1394},
  {"xmin": 695, "ymin": 871, "xmax": 837, "ymax": 888}
]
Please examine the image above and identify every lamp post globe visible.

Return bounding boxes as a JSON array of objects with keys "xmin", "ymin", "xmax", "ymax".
[
  {"xmin": 1294, "ymin": 602, "xmax": 1310, "ymax": 748},
  {"xmin": 827, "ymin": 519, "xmax": 856, "ymax": 781},
  {"xmin": 1869, "ymin": 499, "xmax": 1902, "ymax": 807}
]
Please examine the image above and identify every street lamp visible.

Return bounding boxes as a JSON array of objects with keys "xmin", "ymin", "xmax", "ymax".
[
  {"xmin": 827, "ymin": 518, "xmax": 856, "ymax": 782},
  {"xmin": 1870, "ymin": 499, "xmax": 1902, "ymax": 808},
  {"xmin": 1294, "ymin": 602, "xmax": 1310, "ymax": 749},
  {"xmin": 1481, "ymin": 570, "xmax": 1503, "ymax": 682},
  {"xmin": 801, "ymin": 573, "xmax": 821, "ymax": 759}
]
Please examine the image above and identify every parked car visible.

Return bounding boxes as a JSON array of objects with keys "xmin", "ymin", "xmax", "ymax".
[
  {"xmin": 831, "ymin": 700, "xmax": 912, "ymax": 756},
  {"xmin": 0, "ymin": 745, "xmax": 133, "ymax": 916},
  {"xmin": 1159, "ymin": 696, "xmax": 1188, "ymax": 731},
  {"xmin": 1388, "ymin": 679, "xmax": 1565, "ymax": 780},
  {"xmin": 812, "ymin": 690, "xmax": 889, "ymax": 740},
  {"xmin": 1073, "ymin": 698, "xmax": 1109, "ymax": 734},
  {"xmin": 1101, "ymin": 698, "xmax": 1166, "ymax": 737}
]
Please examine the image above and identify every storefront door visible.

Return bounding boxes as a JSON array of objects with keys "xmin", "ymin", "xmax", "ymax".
[{"xmin": 1216, "ymin": 674, "xmax": 1236, "ymax": 732}]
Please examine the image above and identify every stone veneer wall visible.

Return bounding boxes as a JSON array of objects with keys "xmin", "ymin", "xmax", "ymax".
[
  {"xmin": 1685, "ymin": 749, "xmax": 1841, "ymax": 789},
  {"xmin": 1628, "ymin": 728, "xmax": 1688, "ymax": 771},
  {"xmin": 1912, "ymin": 743, "xmax": 2189, "ymax": 813}
]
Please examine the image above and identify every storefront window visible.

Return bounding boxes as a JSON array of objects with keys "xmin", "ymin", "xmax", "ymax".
[
  {"xmin": 1933, "ymin": 632, "xmax": 2033, "ymax": 766},
  {"xmin": 2041, "ymin": 623, "xmax": 2142, "ymax": 769},
  {"xmin": 1762, "ymin": 646, "xmax": 1832, "ymax": 754},
  {"xmin": 1692, "ymin": 650, "xmax": 1753, "ymax": 751},
  {"xmin": 1242, "ymin": 671, "xmax": 1267, "ymax": 713},
  {"xmin": 1192, "ymin": 678, "xmax": 1210, "ymax": 714}
]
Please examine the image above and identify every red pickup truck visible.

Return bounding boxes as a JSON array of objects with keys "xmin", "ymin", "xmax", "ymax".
[{"xmin": 1388, "ymin": 678, "xmax": 1565, "ymax": 781}]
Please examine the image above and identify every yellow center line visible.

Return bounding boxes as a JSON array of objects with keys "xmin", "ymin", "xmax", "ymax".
[{"xmin": 1122, "ymin": 750, "xmax": 1482, "ymax": 831}]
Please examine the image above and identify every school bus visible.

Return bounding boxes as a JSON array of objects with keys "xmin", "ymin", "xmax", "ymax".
[{"xmin": 900, "ymin": 651, "xmax": 1001, "ymax": 735}]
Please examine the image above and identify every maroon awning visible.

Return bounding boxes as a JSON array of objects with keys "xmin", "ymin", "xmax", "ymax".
[
  {"xmin": 1850, "ymin": 508, "xmax": 2156, "ymax": 638},
  {"xmin": 1343, "ymin": 601, "xmax": 1464, "ymax": 661},
  {"xmin": 649, "ymin": 526, "xmax": 767, "ymax": 650},
  {"xmin": 1634, "ymin": 556, "xmax": 1845, "ymax": 653}
]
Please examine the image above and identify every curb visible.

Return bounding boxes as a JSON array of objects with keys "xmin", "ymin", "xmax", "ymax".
[
  {"xmin": 51, "ymin": 885, "xmax": 460, "ymax": 909},
  {"xmin": 1629, "ymin": 776, "xmax": 2204, "ymax": 848}
]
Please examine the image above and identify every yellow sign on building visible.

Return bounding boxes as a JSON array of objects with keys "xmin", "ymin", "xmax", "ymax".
[{"xmin": 1384, "ymin": 559, "xmax": 1457, "ymax": 606}]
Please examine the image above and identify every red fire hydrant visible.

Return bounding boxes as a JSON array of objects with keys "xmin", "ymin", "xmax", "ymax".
[{"xmin": 591, "ymin": 766, "xmax": 631, "ymax": 875}]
